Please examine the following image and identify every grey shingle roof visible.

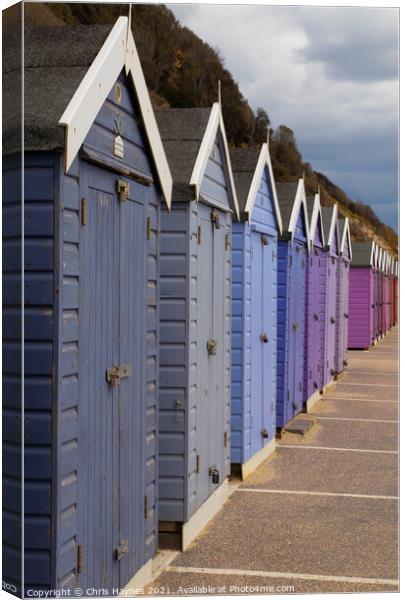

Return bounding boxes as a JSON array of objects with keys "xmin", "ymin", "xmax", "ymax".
[
  {"xmin": 306, "ymin": 195, "xmax": 315, "ymax": 223},
  {"xmin": 155, "ymin": 108, "xmax": 212, "ymax": 200},
  {"xmin": 229, "ymin": 146, "xmax": 261, "ymax": 217},
  {"xmin": 275, "ymin": 181, "xmax": 299, "ymax": 236},
  {"xmin": 338, "ymin": 218, "xmax": 346, "ymax": 239},
  {"xmin": 3, "ymin": 24, "xmax": 112, "ymax": 155},
  {"xmin": 351, "ymin": 241, "xmax": 374, "ymax": 267},
  {"xmin": 321, "ymin": 206, "xmax": 334, "ymax": 240}
]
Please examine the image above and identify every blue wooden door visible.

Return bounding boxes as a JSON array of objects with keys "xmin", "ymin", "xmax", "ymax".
[
  {"xmin": 250, "ymin": 231, "xmax": 263, "ymax": 454},
  {"xmin": 78, "ymin": 163, "xmax": 145, "ymax": 591},
  {"xmin": 292, "ymin": 243, "xmax": 307, "ymax": 414},
  {"xmin": 250, "ymin": 231, "xmax": 276, "ymax": 452},
  {"xmin": 196, "ymin": 203, "xmax": 227, "ymax": 507},
  {"xmin": 286, "ymin": 242, "xmax": 306, "ymax": 422},
  {"xmin": 266, "ymin": 235, "xmax": 277, "ymax": 441}
]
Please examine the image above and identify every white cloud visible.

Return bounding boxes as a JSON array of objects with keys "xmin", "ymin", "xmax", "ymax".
[{"xmin": 169, "ymin": 3, "xmax": 398, "ymax": 229}]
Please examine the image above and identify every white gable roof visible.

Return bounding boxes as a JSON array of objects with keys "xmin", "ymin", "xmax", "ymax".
[
  {"xmin": 59, "ymin": 16, "xmax": 172, "ymax": 208},
  {"xmin": 339, "ymin": 217, "xmax": 352, "ymax": 260},
  {"xmin": 190, "ymin": 102, "xmax": 239, "ymax": 220},
  {"xmin": 288, "ymin": 178, "xmax": 310, "ymax": 251},
  {"xmin": 308, "ymin": 193, "xmax": 325, "ymax": 249},
  {"xmin": 244, "ymin": 144, "xmax": 282, "ymax": 234},
  {"xmin": 326, "ymin": 204, "xmax": 340, "ymax": 249}
]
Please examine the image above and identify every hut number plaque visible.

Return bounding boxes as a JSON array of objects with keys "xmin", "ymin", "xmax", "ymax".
[{"xmin": 114, "ymin": 112, "xmax": 124, "ymax": 158}]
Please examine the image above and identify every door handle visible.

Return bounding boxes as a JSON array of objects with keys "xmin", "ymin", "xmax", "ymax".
[
  {"xmin": 330, "ymin": 317, "xmax": 336, "ymax": 324},
  {"xmin": 314, "ymin": 313, "xmax": 319, "ymax": 321},
  {"xmin": 292, "ymin": 322, "xmax": 299, "ymax": 331},
  {"xmin": 260, "ymin": 332, "xmax": 269, "ymax": 343}
]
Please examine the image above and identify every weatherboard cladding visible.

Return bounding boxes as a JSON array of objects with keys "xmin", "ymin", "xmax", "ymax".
[
  {"xmin": 275, "ymin": 181, "xmax": 308, "ymax": 428},
  {"xmin": 230, "ymin": 151, "xmax": 278, "ymax": 465},
  {"xmin": 348, "ymin": 242, "xmax": 376, "ymax": 349},
  {"xmin": 158, "ymin": 108, "xmax": 232, "ymax": 524},
  {"xmin": 3, "ymin": 25, "xmax": 162, "ymax": 591}
]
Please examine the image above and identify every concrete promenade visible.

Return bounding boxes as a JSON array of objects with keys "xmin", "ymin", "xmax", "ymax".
[{"xmin": 145, "ymin": 327, "xmax": 399, "ymax": 595}]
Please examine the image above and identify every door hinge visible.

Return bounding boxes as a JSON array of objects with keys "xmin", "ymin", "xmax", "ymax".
[
  {"xmin": 81, "ymin": 198, "xmax": 87, "ymax": 226},
  {"xmin": 225, "ymin": 232, "xmax": 231, "ymax": 250},
  {"xmin": 146, "ymin": 216, "xmax": 152, "ymax": 240},
  {"xmin": 272, "ymin": 251, "xmax": 276, "ymax": 262},
  {"xmin": 197, "ymin": 225, "xmax": 202, "ymax": 245},
  {"xmin": 144, "ymin": 495, "xmax": 148, "ymax": 518},
  {"xmin": 77, "ymin": 544, "xmax": 83, "ymax": 574},
  {"xmin": 116, "ymin": 179, "xmax": 130, "ymax": 201},
  {"xmin": 289, "ymin": 255, "xmax": 292, "ymax": 266},
  {"xmin": 114, "ymin": 540, "xmax": 129, "ymax": 561},
  {"xmin": 106, "ymin": 364, "xmax": 132, "ymax": 386},
  {"xmin": 196, "ymin": 454, "xmax": 200, "ymax": 474},
  {"xmin": 287, "ymin": 390, "xmax": 290, "ymax": 401},
  {"xmin": 224, "ymin": 431, "xmax": 228, "ymax": 447}
]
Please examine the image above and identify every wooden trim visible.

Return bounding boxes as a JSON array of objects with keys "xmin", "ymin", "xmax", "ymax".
[
  {"xmin": 244, "ymin": 144, "xmax": 283, "ymax": 234},
  {"xmin": 189, "ymin": 103, "xmax": 240, "ymax": 220},
  {"xmin": 58, "ymin": 17, "xmax": 172, "ymax": 208},
  {"xmin": 308, "ymin": 193, "xmax": 325, "ymax": 250},
  {"xmin": 288, "ymin": 178, "xmax": 311, "ymax": 251}
]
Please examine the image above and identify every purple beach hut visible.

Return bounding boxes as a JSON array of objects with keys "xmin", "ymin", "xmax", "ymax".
[
  {"xmin": 321, "ymin": 205, "xmax": 340, "ymax": 384},
  {"xmin": 348, "ymin": 242, "xmax": 375, "ymax": 349},
  {"xmin": 305, "ymin": 192, "xmax": 326, "ymax": 409},
  {"xmin": 336, "ymin": 217, "xmax": 352, "ymax": 373}
]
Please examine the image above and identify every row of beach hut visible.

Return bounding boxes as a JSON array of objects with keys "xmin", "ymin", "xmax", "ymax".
[
  {"xmin": 2, "ymin": 17, "xmax": 398, "ymax": 596},
  {"xmin": 348, "ymin": 242, "xmax": 398, "ymax": 349}
]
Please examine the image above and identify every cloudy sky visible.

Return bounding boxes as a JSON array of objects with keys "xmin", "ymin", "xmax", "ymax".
[{"xmin": 169, "ymin": 4, "xmax": 399, "ymax": 230}]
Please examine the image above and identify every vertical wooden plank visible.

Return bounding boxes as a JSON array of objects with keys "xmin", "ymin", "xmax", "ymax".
[{"xmin": 195, "ymin": 204, "xmax": 212, "ymax": 507}]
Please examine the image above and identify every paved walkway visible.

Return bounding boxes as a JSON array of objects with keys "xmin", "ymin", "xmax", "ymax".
[{"xmin": 146, "ymin": 328, "xmax": 398, "ymax": 595}]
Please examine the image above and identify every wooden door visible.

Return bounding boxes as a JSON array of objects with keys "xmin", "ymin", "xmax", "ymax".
[{"xmin": 78, "ymin": 163, "xmax": 145, "ymax": 591}]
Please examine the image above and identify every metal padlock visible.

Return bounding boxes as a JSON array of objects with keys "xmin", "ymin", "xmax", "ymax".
[{"xmin": 209, "ymin": 466, "xmax": 220, "ymax": 485}]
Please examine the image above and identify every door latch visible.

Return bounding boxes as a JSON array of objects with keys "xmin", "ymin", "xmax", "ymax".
[
  {"xmin": 211, "ymin": 212, "xmax": 221, "ymax": 229},
  {"xmin": 292, "ymin": 322, "xmax": 299, "ymax": 331},
  {"xmin": 114, "ymin": 540, "xmax": 129, "ymax": 561},
  {"xmin": 260, "ymin": 332, "xmax": 269, "ymax": 343},
  {"xmin": 116, "ymin": 179, "xmax": 130, "ymax": 201},
  {"xmin": 106, "ymin": 364, "xmax": 132, "ymax": 386},
  {"xmin": 261, "ymin": 235, "xmax": 269, "ymax": 246},
  {"xmin": 207, "ymin": 339, "xmax": 218, "ymax": 355},
  {"xmin": 261, "ymin": 428, "xmax": 269, "ymax": 439},
  {"xmin": 330, "ymin": 317, "xmax": 336, "ymax": 324},
  {"xmin": 314, "ymin": 313, "xmax": 319, "ymax": 321}
]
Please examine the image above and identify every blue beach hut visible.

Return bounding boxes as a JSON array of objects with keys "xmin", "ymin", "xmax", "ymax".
[
  {"xmin": 275, "ymin": 179, "xmax": 310, "ymax": 429},
  {"xmin": 230, "ymin": 144, "xmax": 282, "ymax": 478},
  {"xmin": 156, "ymin": 102, "xmax": 239, "ymax": 549},
  {"xmin": 2, "ymin": 18, "xmax": 171, "ymax": 594}
]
